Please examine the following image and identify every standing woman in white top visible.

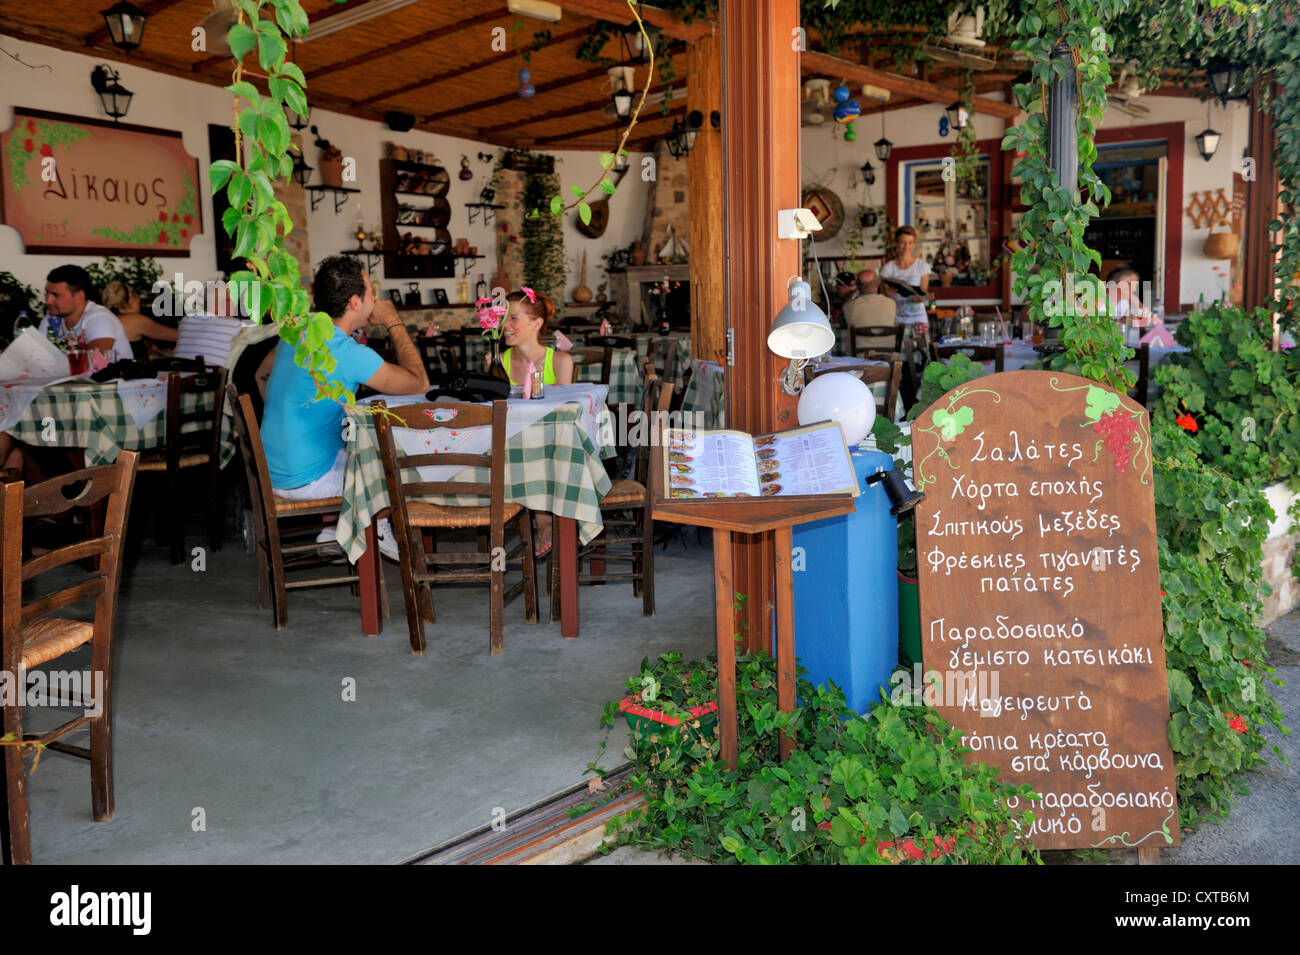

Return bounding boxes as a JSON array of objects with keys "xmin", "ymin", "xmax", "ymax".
[{"xmin": 880, "ymin": 225, "xmax": 932, "ymax": 339}]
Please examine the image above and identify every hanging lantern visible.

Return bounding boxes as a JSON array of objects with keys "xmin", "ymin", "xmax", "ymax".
[
  {"xmin": 1207, "ymin": 60, "xmax": 1246, "ymax": 105},
  {"xmin": 1195, "ymin": 126, "xmax": 1221, "ymax": 161},
  {"xmin": 624, "ymin": 12, "xmax": 661, "ymax": 65},
  {"xmin": 90, "ymin": 64, "xmax": 133, "ymax": 122},
  {"xmin": 874, "ymin": 111, "xmax": 893, "ymax": 161},
  {"xmin": 859, "ymin": 160, "xmax": 876, "ymax": 186},
  {"xmin": 100, "ymin": 1, "xmax": 148, "ymax": 53}
]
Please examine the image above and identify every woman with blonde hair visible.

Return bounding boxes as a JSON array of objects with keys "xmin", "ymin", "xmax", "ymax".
[
  {"xmin": 102, "ymin": 281, "xmax": 179, "ymax": 359},
  {"xmin": 880, "ymin": 225, "xmax": 932, "ymax": 339}
]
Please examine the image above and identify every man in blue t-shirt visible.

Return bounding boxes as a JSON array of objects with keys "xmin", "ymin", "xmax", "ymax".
[{"xmin": 262, "ymin": 255, "xmax": 428, "ymax": 503}]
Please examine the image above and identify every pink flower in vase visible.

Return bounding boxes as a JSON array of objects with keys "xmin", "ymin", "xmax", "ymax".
[{"xmin": 520, "ymin": 286, "xmax": 536, "ymax": 303}]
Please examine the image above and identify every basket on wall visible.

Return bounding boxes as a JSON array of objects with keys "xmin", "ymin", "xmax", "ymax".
[{"xmin": 1203, "ymin": 226, "xmax": 1240, "ymax": 260}]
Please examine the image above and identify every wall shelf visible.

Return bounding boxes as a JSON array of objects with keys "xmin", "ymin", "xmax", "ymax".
[
  {"xmin": 305, "ymin": 184, "xmax": 360, "ymax": 214},
  {"xmin": 341, "ymin": 248, "xmax": 383, "ymax": 272},
  {"xmin": 465, "ymin": 202, "xmax": 506, "ymax": 226}
]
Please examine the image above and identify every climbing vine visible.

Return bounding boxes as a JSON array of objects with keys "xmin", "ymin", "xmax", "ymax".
[{"xmin": 210, "ymin": 0, "xmax": 345, "ymax": 401}]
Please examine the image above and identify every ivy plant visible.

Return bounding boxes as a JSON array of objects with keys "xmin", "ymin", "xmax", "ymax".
[
  {"xmin": 210, "ymin": 0, "xmax": 344, "ymax": 402},
  {"xmin": 593, "ymin": 651, "xmax": 1040, "ymax": 865}
]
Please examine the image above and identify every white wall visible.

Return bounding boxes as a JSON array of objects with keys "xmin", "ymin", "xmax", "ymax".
[
  {"xmin": 0, "ymin": 33, "xmax": 650, "ymax": 306},
  {"xmin": 801, "ymin": 91, "xmax": 1251, "ymax": 308}
]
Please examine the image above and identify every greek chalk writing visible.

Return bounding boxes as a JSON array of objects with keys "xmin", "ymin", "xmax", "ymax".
[
  {"xmin": 927, "ymin": 510, "xmax": 1025, "ymax": 541},
  {"xmin": 1037, "ymin": 508, "xmax": 1122, "ymax": 539},
  {"xmin": 970, "ymin": 430, "xmax": 1085, "ymax": 467},
  {"xmin": 979, "ymin": 574, "xmax": 1076, "ymax": 597},
  {"xmin": 950, "ymin": 474, "xmax": 1020, "ymax": 511},
  {"xmin": 926, "ymin": 547, "xmax": 1026, "ymax": 576},
  {"xmin": 980, "ymin": 692, "xmax": 1093, "ymax": 721},
  {"xmin": 1028, "ymin": 477, "xmax": 1105, "ymax": 503},
  {"xmin": 1043, "ymin": 645, "xmax": 1155, "ymax": 667},
  {"xmin": 1037, "ymin": 546, "xmax": 1141, "ymax": 573}
]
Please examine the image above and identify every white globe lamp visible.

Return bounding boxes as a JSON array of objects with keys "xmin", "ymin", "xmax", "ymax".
[{"xmin": 797, "ymin": 372, "xmax": 876, "ymax": 447}]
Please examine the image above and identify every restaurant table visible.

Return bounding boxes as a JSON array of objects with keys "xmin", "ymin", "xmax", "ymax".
[
  {"xmin": 335, "ymin": 384, "xmax": 614, "ymax": 639},
  {"xmin": 0, "ymin": 376, "xmax": 236, "ymax": 467},
  {"xmin": 934, "ymin": 338, "xmax": 1189, "ymax": 397},
  {"xmin": 459, "ymin": 337, "xmax": 645, "ymax": 407}
]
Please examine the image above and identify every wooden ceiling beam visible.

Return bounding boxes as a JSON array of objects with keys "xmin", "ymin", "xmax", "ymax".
[
  {"xmin": 348, "ymin": 24, "xmax": 591, "ymax": 106},
  {"xmin": 420, "ymin": 41, "xmax": 684, "ymax": 125},
  {"xmin": 801, "ymin": 49, "xmax": 1019, "ymax": 119},
  {"xmin": 475, "ymin": 81, "xmax": 674, "ymax": 135},
  {"xmin": 307, "ymin": 10, "xmax": 510, "ymax": 80},
  {"xmin": 557, "ymin": 1, "xmax": 713, "ymax": 42},
  {"xmin": 81, "ymin": 0, "xmax": 188, "ymax": 49},
  {"xmin": 532, "ymin": 103, "xmax": 685, "ymax": 146}
]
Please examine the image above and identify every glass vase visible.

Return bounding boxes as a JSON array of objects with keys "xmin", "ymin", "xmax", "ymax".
[{"xmin": 487, "ymin": 336, "xmax": 509, "ymax": 382}]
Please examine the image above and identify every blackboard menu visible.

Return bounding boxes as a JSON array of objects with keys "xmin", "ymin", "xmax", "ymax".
[{"xmin": 914, "ymin": 370, "xmax": 1179, "ymax": 851}]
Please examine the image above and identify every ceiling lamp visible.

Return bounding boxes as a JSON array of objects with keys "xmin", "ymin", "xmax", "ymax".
[
  {"xmin": 90, "ymin": 64, "xmax": 133, "ymax": 122},
  {"xmin": 859, "ymin": 160, "xmax": 876, "ymax": 186},
  {"xmin": 1207, "ymin": 60, "xmax": 1246, "ymax": 105},
  {"xmin": 682, "ymin": 110, "xmax": 705, "ymax": 153},
  {"xmin": 100, "ymin": 1, "xmax": 148, "ymax": 53},
  {"xmin": 609, "ymin": 65, "xmax": 634, "ymax": 119},
  {"xmin": 624, "ymin": 5, "xmax": 661, "ymax": 65},
  {"xmin": 874, "ymin": 110, "xmax": 893, "ymax": 162}
]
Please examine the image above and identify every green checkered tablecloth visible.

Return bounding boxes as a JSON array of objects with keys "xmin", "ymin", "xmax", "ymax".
[
  {"xmin": 633, "ymin": 334, "xmax": 692, "ymax": 384},
  {"xmin": 337, "ymin": 402, "xmax": 613, "ymax": 564},
  {"xmin": 680, "ymin": 360, "xmax": 726, "ymax": 429},
  {"xmin": 3, "ymin": 379, "xmax": 236, "ymax": 467},
  {"xmin": 574, "ymin": 349, "xmax": 641, "ymax": 406}
]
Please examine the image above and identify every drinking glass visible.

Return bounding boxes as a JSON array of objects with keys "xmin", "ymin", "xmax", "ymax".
[{"xmin": 67, "ymin": 348, "xmax": 88, "ymax": 376}]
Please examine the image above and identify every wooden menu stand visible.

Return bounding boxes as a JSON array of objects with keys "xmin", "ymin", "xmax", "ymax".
[{"xmin": 651, "ymin": 445, "xmax": 854, "ymax": 769}]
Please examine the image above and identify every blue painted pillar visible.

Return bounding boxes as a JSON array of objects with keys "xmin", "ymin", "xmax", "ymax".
[{"xmin": 789, "ymin": 449, "xmax": 899, "ymax": 712}]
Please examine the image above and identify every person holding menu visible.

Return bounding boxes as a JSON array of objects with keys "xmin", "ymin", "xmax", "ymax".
[{"xmin": 880, "ymin": 226, "xmax": 932, "ymax": 340}]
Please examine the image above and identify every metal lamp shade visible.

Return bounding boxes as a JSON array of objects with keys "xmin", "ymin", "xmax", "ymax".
[
  {"xmin": 291, "ymin": 153, "xmax": 313, "ymax": 187},
  {"xmin": 101, "ymin": 1, "xmax": 148, "ymax": 53},
  {"xmin": 91, "ymin": 66, "xmax": 133, "ymax": 121},
  {"xmin": 860, "ymin": 160, "xmax": 876, "ymax": 186},
  {"xmin": 1208, "ymin": 61, "xmax": 1244, "ymax": 103},
  {"xmin": 768, "ymin": 279, "xmax": 835, "ymax": 359},
  {"xmin": 611, "ymin": 87, "xmax": 633, "ymax": 119},
  {"xmin": 286, "ymin": 104, "xmax": 311, "ymax": 131},
  {"xmin": 1195, "ymin": 126, "xmax": 1221, "ymax": 161},
  {"xmin": 625, "ymin": 18, "xmax": 661, "ymax": 64},
  {"xmin": 865, "ymin": 468, "xmax": 925, "ymax": 516},
  {"xmin": 873, "ymin": 136, "xmax": 893, "ymax": 162}
]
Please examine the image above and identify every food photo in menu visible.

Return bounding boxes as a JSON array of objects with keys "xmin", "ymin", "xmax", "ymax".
[{"xmin": 664, "ymin": 422, "xmax": 859, "ymax": 500}]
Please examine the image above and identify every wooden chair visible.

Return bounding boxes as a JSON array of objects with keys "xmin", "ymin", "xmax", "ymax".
[
  {"xmin": 648, "ymin": 338, "xmax": 679, "ymax": 384},
  {"xmin": 930, "ymin": 342, "xmax": 1006, "ymax": 373},
  {"xmin": 551, "ymin": 377, "xmax": 672, "ymax": 622},
  {"xmin": 136, "ymin": 366, "xmax": 228, "ymax": 565},
  {"xmin": 373, "ymin": 400, "xmax": 537, "ymax": 655},
  {"xmin": 417, "ymin": 337, "xmax": 444, "ymax": 379},
  {"xmin": 587, "ymin": 334, "xmax": 635, "ymax": 349},
  {"xmin": 1, "ymin": 450, "xmax": 139, "ymax": 866},
  {"xmin": 570, "ymin": 346, "xmax": 612, "ymax": 385},
  {"xmin": 225, "ymin": 386, "xmax": 363, "ymax": 630},
  {"xmin": 1128, "ymin": 342, "xmax": 1151, "ymax": 407},
  {"xmin": 849, "ymin": 324, "xmax": 897, "ymax": 358}
]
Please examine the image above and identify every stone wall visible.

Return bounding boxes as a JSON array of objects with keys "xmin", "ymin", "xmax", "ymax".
[{"xmin": 642, "ymin": 141, "xmax": 690, "ymax": 262}]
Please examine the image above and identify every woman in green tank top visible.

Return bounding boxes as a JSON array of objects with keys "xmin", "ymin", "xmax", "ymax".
[{"xmin": 497, "ymin": 290, "xmax": 573, "ymax": 386}]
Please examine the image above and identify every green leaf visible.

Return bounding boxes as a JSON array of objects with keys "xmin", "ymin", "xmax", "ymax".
[
  {"xmin": 209, "ymin": 159, "xmax": 240, "ymax": 192},
  {"xmin": 257, "ymin": 30, "xmax": 287, "ymax": 74},
  {"xmin": 227, "ymin": 23, "xmax": 256, "ymax": 60},
  {"xmin": 570, "ymin": 184, "xmax": 585, "ymax": 198},
  {"xmin": 598, "ymin": 152, "xmax": 615, "ymax": 169},
  {"xmin": 599, "ymin": 178, "xmax": 618, "ymax": 195},
  {"xmin": 577, "ymin": 201, "xmax": 592, "ymax": 226},
  {"xmin": 225, "ymin": 80, "xmax": 260, "ymax": 105},
  {"xmin": 549, "ymin": 194, "xmax": 563, "ymax": 216}
]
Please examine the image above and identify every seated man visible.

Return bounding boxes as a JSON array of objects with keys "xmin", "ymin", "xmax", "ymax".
[
  {"xmin": 1, "ymin": 265, "xmax": 133, "ymax": 482},
  {"xmin": 843, "ymin": 268, "xmax": 898, "ymax": 354},
  {"xmin": 39, "ymin": 264, "xmax": 132, "ymax": 362},
  {"xmin": 261, "ymin": 256, "xmax": 428, "ymax": 554}
]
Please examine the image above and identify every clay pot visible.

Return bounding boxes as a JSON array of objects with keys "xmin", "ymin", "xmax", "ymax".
[
  {"xmin": 631, "ymin": 241, "xmax": 647, "ymax": 266},
  {"xmin": 320, "ymin": 158, "xmax": 343, "ymax": 188}
]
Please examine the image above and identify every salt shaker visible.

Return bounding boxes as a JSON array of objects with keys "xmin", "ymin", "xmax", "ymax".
[{"xmin": 530, "ymin": 366, "xmax": 545, "ymax": 399}]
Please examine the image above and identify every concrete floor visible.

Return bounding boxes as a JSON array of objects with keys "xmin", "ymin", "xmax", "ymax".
[{"xmin": 21, "ymin": 526, "xmax": 716, "ymax": 864}]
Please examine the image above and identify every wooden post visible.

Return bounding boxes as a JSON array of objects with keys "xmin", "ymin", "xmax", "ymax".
[
  {"xmin": 688, "ymin": 33, "xmax": 725, "ymax": 367},
  {"xmin": 722, "ymin": 0, "xmax": 802, "ymax": 652},
  {"xmin": 1244, "ymin": 75, "xmax": 1280, "ymax": 346}
]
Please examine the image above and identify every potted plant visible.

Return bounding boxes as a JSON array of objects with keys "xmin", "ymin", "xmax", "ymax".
[
  {"xmin": 312, "ymin": 126, "xmax": 343, "ymax": 188},
  {"xmin": 0, "ymin": 270, "xmax": 39, "ymax": 345},
  {"xmin": 613, "ymin": 652, "xmax": 719, "ymax": 748}
]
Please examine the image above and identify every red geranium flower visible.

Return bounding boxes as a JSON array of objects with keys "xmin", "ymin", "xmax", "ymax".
[
  {"xmin": 171, "ymin": 212, "xmax": 179, "ymax": 222},
  {"xmin": 26, "ymin": 119, "xmax": 36, "ymax": 133},
  {"xmin": 23, "ymin": 138, "xmax": 33, "ymax": 153},
  {"xmin": 179, "ymin": 230, "xmax": 188, "ymax": 239},
  {"xmin": 183, "ymin": 214, "xmax": 192, "ymax": 225},
  {"xmin": 1223, "ymin": 713, "xmax": 1248, "ymax": 734},
  {"xmin": 158, "ymin": 211, "xmax": 168, "ymax": 223},
  {"xmin": 39, "ymin": 143, "xmax": 52, "ymax": 158},
  {"xmin": 157, "ymin": 230, "xmax": 168, "ymax": 243},
  {"xmin": 1176, "ymin": 413, "xmax": 1198, "ymax": 433}
]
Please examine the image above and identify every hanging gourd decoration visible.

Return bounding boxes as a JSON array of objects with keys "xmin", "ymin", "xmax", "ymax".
[
  {"xmin": 938, "ymin": 116, "xmax": 950, "ymax": 137},
  {"xmin": 518, "ymin": 67, "xmax": 535, "ymax": 98},
  {"xmin": 459, "ymin": 156, "xmax": 473, "ymax": 180}
]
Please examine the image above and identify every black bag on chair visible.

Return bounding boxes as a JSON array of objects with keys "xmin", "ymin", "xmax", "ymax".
[{"xmin": 425, "ymin": 371, "xmax": 511, "ymax": 404}]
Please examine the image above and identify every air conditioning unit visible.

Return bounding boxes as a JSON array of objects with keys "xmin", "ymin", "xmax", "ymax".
[{"xmin": 508, "ymin": 0, "xmax": 563, "ymax": 22}]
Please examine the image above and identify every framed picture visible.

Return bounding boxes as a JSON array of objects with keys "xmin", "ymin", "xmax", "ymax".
[
  {"xmin": 388, "ymin": 289, "xmax": 403, "ymax": 304},
  {"xmin": 432, "ymin": 288, "xmax": 448, "ymax": 306}
]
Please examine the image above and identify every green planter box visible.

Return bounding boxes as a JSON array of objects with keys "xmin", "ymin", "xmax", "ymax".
[
  {"xmin": 898, "ymin": 573, "xmax": 921, "ymax": 667},
  {"xmin": 619, "ymin": 695, "xmax": 718, "ymax": 747}
]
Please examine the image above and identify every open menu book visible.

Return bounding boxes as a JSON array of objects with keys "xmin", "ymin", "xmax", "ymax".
[{"xmin": 663, "ymin": 421, "xmax": 859, "ymax": 500}]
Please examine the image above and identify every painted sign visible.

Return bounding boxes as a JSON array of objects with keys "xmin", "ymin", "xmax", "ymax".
[
  {"xmin": 0, "ymin": 108, "xmax": 201, "ymax": 256},
  {"xmin": 913, "ymin": 370, "xmax": 1178, "ymax": 852}
]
